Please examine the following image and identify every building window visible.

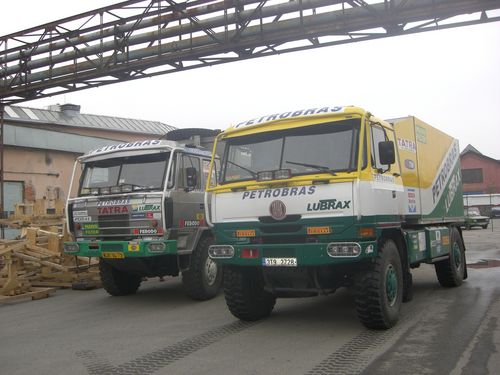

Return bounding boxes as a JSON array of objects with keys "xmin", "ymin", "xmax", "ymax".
[{"xmin": 462, "ymin": 168, "xmax": 483, "ymax": 184}]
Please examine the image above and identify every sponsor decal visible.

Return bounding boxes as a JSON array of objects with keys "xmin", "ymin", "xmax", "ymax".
[
  {"xmin": 307, "ymin": 226, "xmax": 331, "ymax": 235},
  {"xmin": 418, "ymin": 232, "xmax": 426, "ymax": 251},
  {"xmin": 306, "ymin": 199, "xmax": 351, "ymax": 212},
  {"xmin": 269, "ymin": 200, "xmax": 287, "ymax": 220},
  {"xmin": 131, "ymin": 212, "xmax": 155, "ymax": 219},
  {"xmin": 89, "ymin": 140, "xmax": 162, "ymax": 155},
  {"xmin": 82, "ymin": 224, "xmax": 99, "ymax": 235},
  {"xmin": 133, "ymin": 228, "xmax": 162, "ymax": 235},
  {"xmin": 416, "ymin": 125, "xmax": 427, "ymax": 144},
  {"xmin": 97, "ymin": 199, "xmax": 130, "ymax": 207},
  {"xmin": 408, "ymin": 188, "xmax": 417, "ymax": 213},
  {"xmin": 179, "ymin": 219, "xmax": 205, "ymax": 228},
  {"xmin": 404, "ymin": 159, "xmax": 415, "ymax": 170},
  {"xmin": 235, "ymin": 106, "xmax": 344, "ymax": 128},
  {"xmin": 98, "ymin": 206, "xmax": 129, "ymax": 215},
  {"xmin": 431, "ymin": 141, "xmax": 460, "ymax": 204},
  {"xmin": 444, "ymin": 170, "xmax": 461, "ymax": 212},
  {"xmin": 73, "ymin": 210, "xmax": 88, "ymax": 217},
  {"xmin": 132, "ymin": 204, "xmax": 161, "ymax": 212},
  {"xmin": 442, "ymin": 236, "xmax": 450, "ymax": 246},
  {"xmin": 128, "ymin": 243, "xmax": 140, "ymax": 252},
  {"xmin": 74, "ymin": 216, "xmax": 91, "ymax": 222},
  {"xmin": 196, "ymin": 213, "xmax": 205, "ymax": 220},
  {"xmin": 397, "ymin": 138, "xmax": 417, "ymax": 153},
  {"xmin": 236, "ymin": 230, "xmax": 256, "ymax": 237},
  {"xmin": 372, "ymin": 174, "xmax": 396, "ymax": 184},
  {"xmin": 242, "ymin": 185, "xmax": 316, "ymax": 200},
  {"xmin": 153, "ymin": 212, "xmax": 162, "ymax": 219}
]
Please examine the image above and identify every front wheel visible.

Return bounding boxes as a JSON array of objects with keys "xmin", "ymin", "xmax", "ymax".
[
  {"xmin": 99, "ymin": 260, "xmax": 142, "ymax": 296},
  {"xmin": 354, "ymin": 239, "xmax": 403, "ymax": 330},
  {"xmin": 182, "ymin": 236, "xmax": 222, "ymax": 301},
  {"xmin": 223, "ymin": 266, "xmax": 276, "ymax": 321},
  {"xmin": 435, "ymin": 227, "xmax": 466, "ymax": 287}
]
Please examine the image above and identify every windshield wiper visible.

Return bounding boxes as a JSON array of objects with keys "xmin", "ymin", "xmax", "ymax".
[
  {"xmin": 226, "ymin": 160, "xmax": 257, "ymax": 178},
  {"xmin": 285, "ymin": 161, "xmax": 337, "ymax": 176}
]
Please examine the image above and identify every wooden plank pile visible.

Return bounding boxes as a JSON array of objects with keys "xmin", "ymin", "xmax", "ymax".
[
  {"xmin": 0, "ymin": 226, "xmax": 101, "ymax": 304},
  {"xmin": 0, "ymin": 198, "xmax": 66, "ymax": 228}
]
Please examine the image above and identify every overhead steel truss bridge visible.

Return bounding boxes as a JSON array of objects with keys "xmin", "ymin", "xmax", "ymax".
[{"xmin": 0, "ymin": 0, "xmax": 499, "ymax": 105}]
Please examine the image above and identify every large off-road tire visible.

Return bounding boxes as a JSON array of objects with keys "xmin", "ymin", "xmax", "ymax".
[
  {"xmin": 99, "ymin": 260, "xmax": 142, "ymax": 296},
  {"xmin": 182, "ymin": 236, "xmax": 222, "ymax": 301},
  {"xmin": 435, "ymin": 227, "xmax": 466, "ymax": 287},
  {"xmin": 354, "ymin": 239, "xmax": 403, "ymax": 330},
  {"xmin": 223, "ymin": 266, "xmax": 276, "ymax": 321}
]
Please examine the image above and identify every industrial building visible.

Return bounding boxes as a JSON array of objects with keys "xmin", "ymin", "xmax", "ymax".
[{"xmin": 1, "ymin": 103, "xmax": 175, "ymax": 217}]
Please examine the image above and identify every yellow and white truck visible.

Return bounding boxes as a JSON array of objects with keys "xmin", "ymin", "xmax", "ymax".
[{"xmin": 206, "ymin": 106, "xmax": 466, "ymax": 329}]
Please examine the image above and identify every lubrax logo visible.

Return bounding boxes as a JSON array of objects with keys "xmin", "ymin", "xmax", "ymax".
[{"xmin": 306, "ymin": 199, "xmax": 351, "ymax": 212}]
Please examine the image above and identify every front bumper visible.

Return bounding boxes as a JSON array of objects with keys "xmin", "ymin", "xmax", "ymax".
[
  {"xmin": 209, "ymin": 241, "xmax": 377, "ymax": 267},
  {"xmin": 64, "ymin": 240, "xmax": 177, "ymax": 258}
]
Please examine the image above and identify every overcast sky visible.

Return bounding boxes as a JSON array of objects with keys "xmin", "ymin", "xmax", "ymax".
[{"xmin": 2, "ymin": 1, "xmax": 500, "ymax": 158}]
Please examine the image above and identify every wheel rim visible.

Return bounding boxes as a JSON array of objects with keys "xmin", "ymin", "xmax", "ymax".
[
  {"xmin": 205, "ymin": 257, "xmax": 218, "ymax": 286},
  {"xmin": 453, "ymin": 242, "xmax": 462, "ymax": 270},
  {"xmin": 386, "ymin": 264, "xmax": 398, "ymax": 306}
]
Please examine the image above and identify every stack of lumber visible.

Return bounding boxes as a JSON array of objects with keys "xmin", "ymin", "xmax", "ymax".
[
  {"xmin": 0, "ymin": 226, "xmax": 101, "ymax": 304},
  {"xmin": 0, "ymin": 199, "xmax": 66, "ymax": 228}
]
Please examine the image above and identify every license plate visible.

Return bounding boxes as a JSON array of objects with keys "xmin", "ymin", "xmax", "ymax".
[
  {"xmin": 262, "ymin": 257, "xmax": 297, "ymax": 267},
  {"xmin": 102, "ymin": 252, "xmax": 125, "ymax": 259}
]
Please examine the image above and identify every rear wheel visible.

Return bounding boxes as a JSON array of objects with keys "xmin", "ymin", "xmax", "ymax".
[
  {"xmin": 435, "ymin": 227, "xmax": 465, "ymax": 287},
  {"xmin": 182, "ymin": 236, "xmax": 222, "ymax": 301},
  {"xmin": 99, "ymin": 260, "xmax": 142, "ymax": 296},
  {"xmin": 354, "ymin": 239, "xmax": 403, "ymax": 330},
  {"xmin": 224, "ymin": 266, "xmax": 276, "ymax": 321}
]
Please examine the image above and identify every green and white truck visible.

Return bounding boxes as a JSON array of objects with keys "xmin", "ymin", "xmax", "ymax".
[
  {"xmin": 64, "ymin": 136, "xmax": 222, "ymax": 300},
  {"xmin": 206, "ymin": 106, "xmax": 466, "ymax": 329}
]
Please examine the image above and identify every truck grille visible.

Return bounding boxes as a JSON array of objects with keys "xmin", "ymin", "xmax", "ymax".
[{"xmin": 98, "ymin": 214, "xmax": 129, "ymax": 236}]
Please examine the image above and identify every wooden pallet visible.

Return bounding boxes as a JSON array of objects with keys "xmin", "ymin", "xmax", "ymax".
[{"xmin": 0, "ymin": 287, "xmax": 56, "ymax": 304}]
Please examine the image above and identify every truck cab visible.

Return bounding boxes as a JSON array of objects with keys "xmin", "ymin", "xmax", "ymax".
[
  {"xmin": 206, "ymin": 106, "xmax": 466, "ymax": 329},
  {"xmin": 64, "ymin": 139, "xmax": 222, "ymax": 300}
]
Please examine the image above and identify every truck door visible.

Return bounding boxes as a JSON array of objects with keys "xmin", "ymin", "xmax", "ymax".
[
  {"xmin": 170, "ymin": 153, "xmax": 204, "ymax": 252},
  {"xmin": 370, "ymin": 123, "xmax": 403, "ymax": 217}
]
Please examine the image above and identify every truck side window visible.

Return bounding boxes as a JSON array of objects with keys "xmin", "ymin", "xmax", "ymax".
[
  {"xmin": 179, "ymin": 155, "xmax": 201, "ymax": 189},
  {"xmin": 371, "ymin": 125, "xmax": 388, "ymax": 171}
]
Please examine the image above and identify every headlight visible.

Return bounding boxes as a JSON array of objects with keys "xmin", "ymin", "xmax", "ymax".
[
  {"xmin": 257, "ymin": 171, "xmax": 274, "ymax": 181},
  {"xmin": 326, "ymin": 242, "xmax": 361, "ymax": 257},
  {"xmin": 64, "ymin": 243, "xmax": 80, "ymax": 254},
  {"xmin": 147, "ymin": 242, "xmax": 166, "ymax": 253},
  {"xmin": 208, "ymin": 245, "xmax": 235, "ymax": 259}
]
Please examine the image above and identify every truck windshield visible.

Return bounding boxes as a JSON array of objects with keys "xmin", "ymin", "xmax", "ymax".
[
  {"xmin": 220, "ymin": 119, "xmax": 361, "ymax": 183},
  {"xmin": 79, "ymin": 152, "xmax": 170, "ymax": 195}
]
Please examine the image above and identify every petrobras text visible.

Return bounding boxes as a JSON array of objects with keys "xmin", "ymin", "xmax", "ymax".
[
  {"xmin": 234, "ymin": 106, "xmax": 345, "ymax": 128},
  {"xmin": 242, "ymin": 185, "xmax": 316, "ymax": 200},
  {"xmin": 88, "ymin": 140, "xmax": 163, "ymax": 156}
]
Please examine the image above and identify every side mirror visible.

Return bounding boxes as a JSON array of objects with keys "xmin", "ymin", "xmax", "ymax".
[
  {"xmin": 379, "ymin": 141, "xmax": 395, "ymax": 165},
  {"xmin": 186, "ymin": 167, "xmax": 198, "ymax": 188}
]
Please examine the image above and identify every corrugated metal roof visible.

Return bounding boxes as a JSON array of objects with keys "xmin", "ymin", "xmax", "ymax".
[{"xmin": 3, "ymin": 104, "xmax": 176, "ymax": 135}]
